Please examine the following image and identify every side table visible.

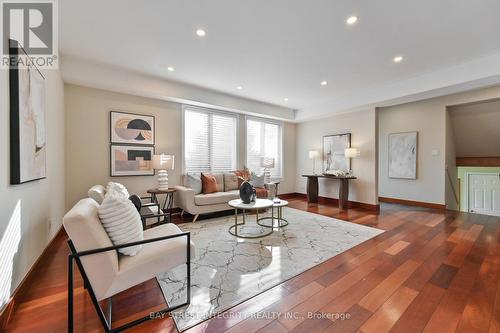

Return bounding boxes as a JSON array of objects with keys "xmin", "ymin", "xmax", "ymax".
[
  {"xmin": 147, "ymin": 188, "xmax": 176, "ymax": 223},
  {"xmin": 265, "ymin": 181, "xmax": 280, "ymax": 197},
  {"xmin": 257, "ymin": 199, "xmax": 289, "ymax": 228}
]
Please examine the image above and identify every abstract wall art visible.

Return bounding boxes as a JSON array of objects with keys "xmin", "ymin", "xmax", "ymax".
[
  {"xmin": 110, "ymin": 111, "xmax": 154, "ymax": 145},
  {"xmin": 323, "ymin": 133, "xmax": 351, "ymax": 173},
  {"xmin": 9, "ymin": 39, "xmax": 47, "ymax": 184},
  {"xmin": 388, "ymin": 131, "xmax": 418, "ymax": 179},
  {"xmin": 110, "ymin": 145, "xmax": 155, "ymax": 176}
]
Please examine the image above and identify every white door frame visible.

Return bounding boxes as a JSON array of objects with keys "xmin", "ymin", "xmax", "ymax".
[{"xmin": 464, "ymin": 172, "xmax": 500, "ymax": 213}]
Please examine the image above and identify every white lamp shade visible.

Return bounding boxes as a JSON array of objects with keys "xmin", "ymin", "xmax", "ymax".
[
  {"xmin": 152, "ymin": 154, "xmax": 174, "ymax": 170},
  {"xmin": 345, "ymin": 148, "xmax": 360, "ymax": 158},
  {"xmin": 260, "ymin": 157, "xmax": 275, "ymax": 168},
  {"xmin": 309, "ymin": 150, "xmax": 319, "ymax": 159}
]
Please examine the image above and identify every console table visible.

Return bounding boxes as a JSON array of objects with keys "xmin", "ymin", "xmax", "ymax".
[{"xmin": 301, "ymin": 174, "xmax": 357, "ymax": 210}]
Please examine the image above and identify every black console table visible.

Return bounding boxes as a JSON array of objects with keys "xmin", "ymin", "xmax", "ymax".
[{"xmin": 301, "ymin": 174, "xmax": 357, "ymax": 210}]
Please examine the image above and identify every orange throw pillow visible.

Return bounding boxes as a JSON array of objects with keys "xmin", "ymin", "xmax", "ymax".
[
  {"xmin": 201, "ymin": 173, "xmax": 218, "ymax": 194},
  {"xmin": 255, "ymin": 188, "xmax": 269, "ymax": 198}
]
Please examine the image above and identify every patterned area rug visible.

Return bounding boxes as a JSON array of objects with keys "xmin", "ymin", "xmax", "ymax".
[{"xmin": 157, "ymin": 207, "xmax": 383, "ymax": 331}]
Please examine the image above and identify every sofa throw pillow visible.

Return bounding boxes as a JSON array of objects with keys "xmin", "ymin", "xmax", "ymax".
[
  {"xmin": 201, "ymin": 173, "xmax": 219, "ymax": 194},
  {"xmin": 212, "ymin": 173, "xmax": 224, "ymax": 192},
  {"xmin": 184, "ymin": 173, "xmax": 202, "ymax": 194},
  {"xmin": 98, "ymin": 195, "xmax": 143, "ymax": 256},
  {"xmin": 249, "ymin": 172, "xmax": 265, "ymax": 188},
  {"xmin": 224, "ymin": 173, "xmax": 239, "ymax": 191},
  {"xmin": 106, "ymin": 182, "xmax": 129, "ymax": 199},
  {"xmin": 88, "ymin": 185, "xmax": 106, "ymax": 204}
]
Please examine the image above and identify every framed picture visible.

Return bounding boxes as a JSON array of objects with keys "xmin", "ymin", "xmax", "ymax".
[
  {"xmin": 110, "ymin": 111, "xmax": 155, "ymax": 145},
  {"xmin": 388, "ymin": 131, "xmax": 418, "ymax": 179},
  {"xmin": 323, "ymin": 133, "xmax": 351, "ymax": 173},
  {"xmin": 110, "ymin": 145, "xmax": 155, "ymax": 176},
  {"xmin": 9, "ymin": 39, "xmax": 47, "ymax": 184}
]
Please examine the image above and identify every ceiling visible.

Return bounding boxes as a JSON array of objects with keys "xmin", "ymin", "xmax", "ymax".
[
  {"xmin": 59, "ymin": 0, "xmax": 500, "ymax": 120},
  {"xmin": 449, "ymin": 99, "xmax": 500, "ymax": 157}
]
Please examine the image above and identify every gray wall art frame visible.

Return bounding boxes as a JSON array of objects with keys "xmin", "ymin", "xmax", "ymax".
[
  {"xmin": 388, "ymin": 131, "xmax": 418, "ymax": 179},
  {"xmin": 110, "ymin": 110, "xmax": 155, "ymax": 145},
  {"xmin": 110, "ymin": 145, "xmax": 155, "ymax": 177},
  {"xmin": 323, "ymin": 133, "xmax": 351, "ymax": 173},
  {"xmin": 9, "ymin": 39, "xmax": 47, "ymax": 184}
]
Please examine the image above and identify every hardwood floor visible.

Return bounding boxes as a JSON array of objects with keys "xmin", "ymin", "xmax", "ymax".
[{"xmin": 3, "ymin": 195, "xmax": 500, "ymax": 333}]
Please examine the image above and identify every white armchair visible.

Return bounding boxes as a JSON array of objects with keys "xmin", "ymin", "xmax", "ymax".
[{"xmin": 63, "ymin": 198, "xmax": 195, "ymax": 332}]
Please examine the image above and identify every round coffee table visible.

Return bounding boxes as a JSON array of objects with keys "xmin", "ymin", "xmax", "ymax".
[
  {"xmin": 228, "ymin": 199, "xmax": 274, "ymax": 238},
  {"xmin": 257, "ymin": 199, "xmax": 289, "ymax": 228}
]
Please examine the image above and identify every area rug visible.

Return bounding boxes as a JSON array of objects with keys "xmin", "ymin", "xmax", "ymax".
[{"xmin": 157, "ymin": 207, "xmax": 383, "ymax": 331}]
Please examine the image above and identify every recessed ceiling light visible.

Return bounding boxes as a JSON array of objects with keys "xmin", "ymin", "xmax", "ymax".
[
  {"xmin": 167, "ymin": 66, "xmax": 174, "ymax": 72},
  {"xmin": 321, "ymin": 81, "xmax": 328, "ymax": 86},
  {"xmin": 236, "ymin": 86, "xmax": 243, "ymax": 90},
  {"xmin": 284, "ymin": 98, "xmax": 289, "ymax": 102},
  {"xmin": 196, "ymin": 29, "xmax": 206, "ymax": 37},
  {"xmin": 393, "ymin": 56, "xmax": 403, "ymax": 63},
  {"xmin": 346, "ymin": 16, "xmax": 358, "ymax": 25}
]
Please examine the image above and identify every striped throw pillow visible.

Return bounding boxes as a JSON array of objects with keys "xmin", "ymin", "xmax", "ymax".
[{"xmin": 98, "ymin": 194, "xmax": 143, "ymax": 256}]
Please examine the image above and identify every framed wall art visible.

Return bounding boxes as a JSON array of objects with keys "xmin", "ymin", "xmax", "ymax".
[
  {"xmin": 323, "ymin": 133, "xmax": 351, "ymax": 173},
  {"xmin": 388, "ymin": 131, "xmax": 418, "ymax": 179},
  {"xmin": 110, "ymin": 111, "xmax": 155, "ymax": 145},
  {"xmin": 110, "ymin": 145, "xmax": 155, "ymax": 176},
  {"xmin": 9, "ymin": 39, "xmax": 47, "ymax": 184}
]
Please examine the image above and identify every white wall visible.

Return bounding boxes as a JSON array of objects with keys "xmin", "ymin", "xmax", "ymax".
[
  {"xmin": 448, "ymin": 99, "xmax": 500, "ymax": 157},
  {"xmin": 378, "ymin": 100, "xmax": 446, "ymax": 204},
  {"xmin": 0, "ymin": 68, "xmax": 65, "ymax": 312},
  {"xmin": 378, "ymin": 84, "xmax": 500, "ymax": 206},
  {"xmin": 65, "ymin": 84, "xmax": 297, "ymax": 209},
  {"xmin": 295, "ymin": 108, "xmax": 378, "ymax": 205}
]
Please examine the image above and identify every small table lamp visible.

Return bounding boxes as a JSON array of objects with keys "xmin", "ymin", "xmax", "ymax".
[
  {"xmin": 309, "ymin": 150, "xmax": 319, "ymax": 174},
  {"xmin": 152, "ymin": 154, "xmax": 174, "ymax": 190},
  {"xmin": 344, "ymin": 148, "xmax": 360, "ymax": 175},
  {"xmin": 260, "ymin": 157, "xmax": 275, "ymax": 183}
]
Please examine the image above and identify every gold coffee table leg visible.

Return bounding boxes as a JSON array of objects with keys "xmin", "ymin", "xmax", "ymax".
[
  {"xmin": 257, "ymin": 205, "xmax": 288, "ymax": 228},
  {"xmin": 229, "ymin": 208, "xmax": 273, "ymax": 238}
]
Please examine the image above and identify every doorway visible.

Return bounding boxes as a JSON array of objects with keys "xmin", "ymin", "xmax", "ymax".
[{"xmin": 466, "ymin": 173, "xmax": 500, "ymax": 217}]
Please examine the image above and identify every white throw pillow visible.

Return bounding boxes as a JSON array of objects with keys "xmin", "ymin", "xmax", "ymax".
[
  {"xmin": 106, "ymin": 182, "xmax": 129, "ymax": 199},
  {"xmin": 249, "ymin": 172, "xmax": 265, "ymax": 188},
  {"xmin": 184, "ymin": 173, "xmax": 202, "ymax": 194},
  {"xmin": 88, "ymin": 185, "xmax": 106, "ymax": 204},
  {"xmin": 98, "ymin": 195, "xmax": 143, "ymax": 256}
]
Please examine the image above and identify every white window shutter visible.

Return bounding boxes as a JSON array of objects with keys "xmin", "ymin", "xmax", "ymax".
[
  {"xmin": 246, "ymin": 118, "xmax": 282, "ymax": 179},
  {"xmin": 184, "ymin": 108, "xmax": 237, "ymax": 173}
]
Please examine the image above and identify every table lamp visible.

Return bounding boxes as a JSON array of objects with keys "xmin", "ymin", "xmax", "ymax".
[
  {"xmin": 260, "ymin": 157, "xmax": 275, "ymax": 183},
  {"xmin": 344, "ymin": 148, "xmax": 360, "ymax": 175},
  {"xmin": 309, "ymin": 150, "xmax": 319, "ymax": 174},
  {"xmin": 152, "ymin": 154, "xmax": 174, "ymax": 190}
]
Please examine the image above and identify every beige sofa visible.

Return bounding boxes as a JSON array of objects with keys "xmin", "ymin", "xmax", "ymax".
[{"xmin": 175, "ymin": 173, "xmax": 275, "ymax": 222}]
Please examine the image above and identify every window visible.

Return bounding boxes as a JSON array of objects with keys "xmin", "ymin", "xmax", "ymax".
[
  {"xmin": 183, "ymin": 106, "xmax": 237, "ymax": 173},
  {"xmin": 246, "ymin": 117, "xmax": 283, "ymax": 179}
]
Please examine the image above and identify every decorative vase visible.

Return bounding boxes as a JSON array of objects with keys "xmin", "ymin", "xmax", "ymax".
[{"xmin": 239, "ymin": 181, "xmax": 254, "ymax": 204}]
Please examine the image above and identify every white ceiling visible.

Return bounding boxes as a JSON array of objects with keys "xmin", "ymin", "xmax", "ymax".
[
  {"xmin": 59, "ymin": 0, "xmax": 500, "ymax": 120},
  {"xmin": 449, "ymin": 100, "xmax": 500, "ymax": 157}
]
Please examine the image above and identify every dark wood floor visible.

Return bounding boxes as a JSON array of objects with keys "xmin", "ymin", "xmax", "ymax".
[{"xmin": 3, "ymin": 195, "xmax": 500, "ymax": 333}]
